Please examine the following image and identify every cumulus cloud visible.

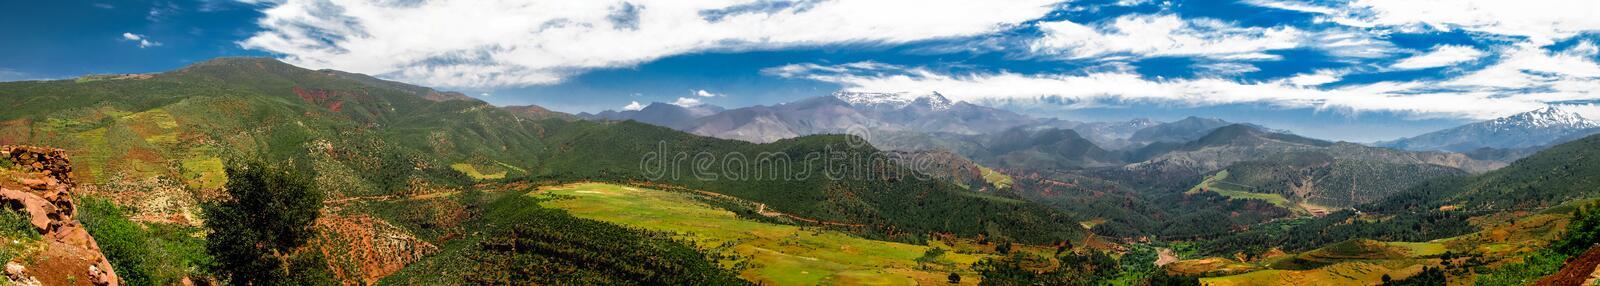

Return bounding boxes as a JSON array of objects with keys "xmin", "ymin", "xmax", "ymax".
[
  {"xmin": 239, "ymin": 0, "xmax": 1062, "ymax": 88},
  {"xmin": 671, "ymin": 97, "xmax": 704, "ymax": 107},
  {"xmin": 693, "ymin": 89, "xmax": 721, "ymax": 97},
  {"xmin": 769, "ymin": 60, "xmax": 1600, "ymax": 119},
  {"xmin": 622, "ymin": 101, "xmax": 645, "ymax": 111},
  {"xmin": 1390, "ymin": 45, "xmax": 1486, "ymax": 70},
  {"xmin": 121, "ymin": 32, "xmax": 161, "ymax": 48}
]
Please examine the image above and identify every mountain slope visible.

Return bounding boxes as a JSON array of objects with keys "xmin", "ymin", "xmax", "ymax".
[
  {"xmin": 0, "ymin": 57, "xmax": 1088, "ymax": 282},
  {"xmin": 591, "ymin": 92, "xmax": 1040, "ymax": 144},
  {"xmin": 1130, "ymin": 125, "xmax": 1500, "ymax": 177},
  {"xmin": 500, "ymin": 104, "xmax": 577, "ymax": 121},
  {"xmin": 1446, "ymin": 133, "xmax": 1600, "ymax": 209},
  {"xmin": 1380, "ymin": 107, "xmax": 1600, "ymax": 153},
  {"xmin": 1128, "ymin": 116, "xmax": 1234, "ymax": 144}
]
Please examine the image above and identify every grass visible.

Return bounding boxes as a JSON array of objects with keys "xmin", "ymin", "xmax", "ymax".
[
  {"xmin": 536, "ymin": 183, "xmax": 989, "ymax": 286},
  {"xmin": 78, "ymin": 196, "xmax": 212, "ymax": 286},
  {"xmin": 978, "ymin": 166, "xmax": 1013, "ymax": 189},
  {"xmin": 1202, "ymin": 261, "xmax": 1425, "ymax": 286},
  {"xmin": 0, "ymin": 208, "xmax": 42, "ymax": 264},
  {"xmin": 1188, "ymin": 170, "xmax": 1298, "ymax": 212},
  {"xmin": 180, "ymin": 149, "xmax": 226, "ymax": 190},
  {"xmin": 448, "ymin": 163, "xmax": 506, "ymax": 180}
]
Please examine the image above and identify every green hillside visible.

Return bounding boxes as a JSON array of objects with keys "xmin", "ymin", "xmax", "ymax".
[{"xmin": 0, "ymin": 57, "xmax": 1085, "ymax": 283}]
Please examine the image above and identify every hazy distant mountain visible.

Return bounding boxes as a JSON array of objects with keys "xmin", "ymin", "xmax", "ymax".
[
  {"xmin": 1128, "ymin": 116, "xmax": 1235, "ymax": 144},
  {"xmin": 1036, "ymin": 118, "xmax": 1160, "ymax": 150},
  {"xmin": 581, "ymin": 102, "xmax": 725, "ymax": 130},
  {"xmin": 683, "ymin": 91, "xmax": 1036, "ymax": 143},
  {"xmin": 867, "ymin": 126, "xmax": 1124, "ymax": 170},
  {"xmin": 1379, "ymin": 106, "xmax": 1600, "ymax": 153},
  {"xmin": 981, "ymin": 127, "xmax": 1124, "ymax": 169},
  {"xmin": 687, "ymin": 96, "xmax": 881, "ymax": 142},
  {"xmin": 1131, "ymin": 124, "xmax": 1502, "ymax": 177}
]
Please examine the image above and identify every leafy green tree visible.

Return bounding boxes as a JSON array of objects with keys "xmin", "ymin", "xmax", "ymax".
[
  {"xmin": 948, "ymin": 272, "xmax": 961, "ymax": 284},
  {"xmin": 204, "ymin": 161, "xmax": 329, "ymax": 285},
  {"xmin": 1553, "ymin": 204, "xmax": 1600, "ymax": 255}
]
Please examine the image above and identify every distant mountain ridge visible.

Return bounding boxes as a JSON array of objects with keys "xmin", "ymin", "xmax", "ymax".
[
  {"xmin": 579, "ymin": 102, "xmax": 726, "ymax": 130},
  {"xmin": 1130, "ymin": 124, "xmax": 1502, "ymax": 177},
  {"xmin": 1379, "ymin": 106, "xmax": 1600, "ymax": 154}
]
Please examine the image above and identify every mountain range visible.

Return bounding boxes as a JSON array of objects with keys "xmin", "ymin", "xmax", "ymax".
[
  {"xmin": 1379, "ymin": 106, "xmax": 1600, "ymax": 160},
  {"xmin": 4, "ymin": 57, "xmax": 1598, "ymax": 285}
]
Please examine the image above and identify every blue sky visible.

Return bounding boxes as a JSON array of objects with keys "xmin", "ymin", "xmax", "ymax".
[{"xmin": 4, "ymin": 0, "xmax": 1600, "ymax": 142}]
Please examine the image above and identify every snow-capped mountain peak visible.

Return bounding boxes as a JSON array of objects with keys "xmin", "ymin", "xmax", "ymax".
[
  {"xmin": 832, "ymin": 91, "xmax": 954, "ymax": 111},
  {"xmin": 1485, "ymin": 106, "xmax": 1600, "ymax": 131}
]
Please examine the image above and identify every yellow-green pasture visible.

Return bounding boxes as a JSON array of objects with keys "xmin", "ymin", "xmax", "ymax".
[
  {"xmin": 536, "ymin": 183, "xmax": 988, "ymax": 286},
  {"xmin": 449, "ymin": 163, "xmax": 507, "ymax": 180},
  {"xmin": 1187, "ymin": 170, "xmax": 1300, "ymax": 213}
]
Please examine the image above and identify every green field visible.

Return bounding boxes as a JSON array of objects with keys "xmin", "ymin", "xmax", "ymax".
[
  {"xmin": 448, "ymin": 163, "xmax": 506, "ymax": 180},
  {"xmin": 537, "ymin": 183, "xmax": 987, "ymax": 286},
  {"xmin": 1188, "ymin": 170, "xmax": 1297, "ymax": 211},
  {"xmin": 1196, "ymin": 240, "xmax": 1443, "ymax": 286},
  {"xmin": 978, "ymin": 166, "xmax": 1013, "ymax": 189}
]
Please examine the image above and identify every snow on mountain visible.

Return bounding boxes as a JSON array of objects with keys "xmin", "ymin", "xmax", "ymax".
[
  {"xmin": 1480, "ymin": 106, "xmax": 1600, "ymax": 131},
  {"xmin": 833, "ymin": 91, "xmax": 953, "ymax": 111},
  {"xmin": 1379, "ymin": 106, "xmax": 1600, "ymax": 153}
]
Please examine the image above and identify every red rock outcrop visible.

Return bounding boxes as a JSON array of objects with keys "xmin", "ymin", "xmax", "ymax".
[
  {"xmin": 1534, "ymin": 244, "xmax": 1600, "ymax": 286},
  {"xmin": 0, "ymin": 146, "xmax": 119, "ymax": 286}
]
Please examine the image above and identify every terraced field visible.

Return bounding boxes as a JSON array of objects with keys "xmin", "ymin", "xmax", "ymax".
[
  {"xmin": 1189, "ymin": 239, "xmax": 1441, "ymax": 286},
  {"xmin": 536, "ymin": 183, "xmax": 988, "ymax": 286},
  {"xmin": 1180, "ymin": 203, "xmax": 1590, "ymax": 286}
]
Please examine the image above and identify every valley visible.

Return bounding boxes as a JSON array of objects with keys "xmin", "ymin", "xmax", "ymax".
[{"xmin": 1, "ymin": 57, "xmax": 1597, "ymax": 285}]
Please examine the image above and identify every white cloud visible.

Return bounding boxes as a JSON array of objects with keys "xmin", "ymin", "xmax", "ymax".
[
  {"xmin": 1390, "ymin": 45, "xmax": 1485, "ymax": 70},
  {"xmin": 671, "ymin": 97, "xmax": 703, "ymax": 107},
  {"xmin": 622, "ymin": 101, "xmax": 645, "ymax": 111},
  {"xmin": 1285, "ymin": 69, "xmax": 1344, "ymax": 86},
  {"xmin": 121, "ymin": 32, "xmax": 161, "ymax": 48},
  {"xmin": 1440, "ymin": 43, "xmax": 1600, "ymax": 94},
  {"xmin": 1193, "ymin": 62, "xmax": 1260, "ymax": 75},
  {"xmin": 1568, "ymin": 41, "xmax": 1599, "ymax": 57},
  {"xmin": 769, "ymin": 61, "xmax": 1600, "ymax": 120},
  {"xmin": 1030, "ymin": 14, "xmax": 1306, "ymax": 61},
  {"xmin": 694, "ymin": 89, "xmax": 720, "ymax": 97},
  {"xmin": 1253, "ymin": 0, "xmax": 1600, "ymax": 44},
  {"xmin": 239, "ymin": 0, "xmax": 1062, "ymax": 88}
]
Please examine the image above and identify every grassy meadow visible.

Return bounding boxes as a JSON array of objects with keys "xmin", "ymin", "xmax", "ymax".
[{"xmin": 536, "ymin": 183, "xmax": 990, "ymax": 286}]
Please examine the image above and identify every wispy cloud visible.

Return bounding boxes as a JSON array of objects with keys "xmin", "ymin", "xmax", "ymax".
[
  {"xmin": 768, "ymin": 59, "xmax": 1599, "ymax": 120},
  {"xmin": 1390, "ymin": 45, "xmax": 1486, "ymax": 70},
  {"xmin": 122, "ymin": 33, "xmax": 162, "ymax": 48},
  {"xmin": 1030, "ymin": 14, "xmax": 1307, "ymax": 61},
  {"xmin": 240, "ymin": 0, "xmax": 1063, "ymax": 88},
  {"xmin": 693, "ymin": 89, "xmax": 721, "ymax": 97},
  {"xmin": 1251, "ymin": 0, "xmax": 1600, "ymax": 44},
  {"xmin": 671, "ymin": 97, "xmax": 704, "ymax": 107}
]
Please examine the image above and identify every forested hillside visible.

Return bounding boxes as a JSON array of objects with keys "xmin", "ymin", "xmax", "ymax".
[{"xmin": 0, "ymin": 58, "xmax": 1086, "ymax": 284}]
